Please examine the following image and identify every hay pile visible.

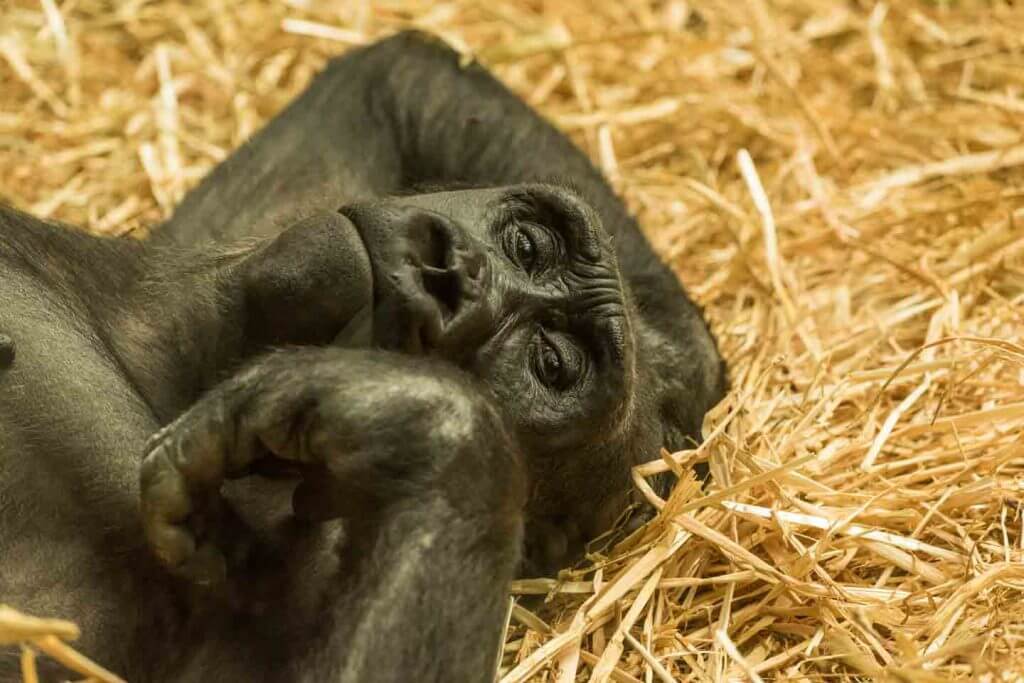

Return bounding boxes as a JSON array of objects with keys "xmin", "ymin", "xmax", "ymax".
[{"xmin": 2, "ymin": 0, "xmax": 1023, "ymax": 680}]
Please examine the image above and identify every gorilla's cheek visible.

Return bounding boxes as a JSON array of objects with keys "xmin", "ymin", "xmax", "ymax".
[
  {"xmin": 469, "ymin": 322, "xmax": 532, "ymax": 400},
  {"xmin": 520, "ymin": 453, "xmax": 633, "ymax": 575}
]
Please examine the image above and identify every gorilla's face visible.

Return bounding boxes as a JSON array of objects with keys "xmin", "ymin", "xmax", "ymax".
[{"xmin": 341, "ymin": 184, "xmax": 645, "ymax": 573}]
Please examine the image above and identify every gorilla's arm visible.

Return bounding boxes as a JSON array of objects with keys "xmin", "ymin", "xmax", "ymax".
[
  {"xmin": 140, "ymin": 348, "xmax": 524, "ymax": 682},
  {"xmin": 110, "ymin": 211, "xmax": 373, "ymax": 421}
]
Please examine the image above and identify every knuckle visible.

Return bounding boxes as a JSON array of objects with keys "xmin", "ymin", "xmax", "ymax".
[
  {"xmin": 139, "ymin": 451, "xmax": 161, "ymax": 489},
  {"xmin": 141, "ymin": 463, "xmax": 190, "ymax": 523},
  {"xmin": 139, "ymin": 443, "xmax": 174, "ymax": 491}
]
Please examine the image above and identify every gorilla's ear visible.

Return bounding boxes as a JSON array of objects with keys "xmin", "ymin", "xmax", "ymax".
[
  {"xmin": 659, "ymin": 391, "xmax": 712, "ymax": 484},
  {"xmin": 634, "ymin": 306, "xmax": 727, "ymax": 484}
]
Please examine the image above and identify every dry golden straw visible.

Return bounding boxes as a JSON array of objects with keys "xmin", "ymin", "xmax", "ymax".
[{"xmin": 1, "ymin": 0, "xmax": 1023, "ymax": 680}]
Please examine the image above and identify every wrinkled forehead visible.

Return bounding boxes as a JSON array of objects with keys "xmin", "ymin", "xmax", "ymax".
[
  {"xmin": 397, "ymin": 183, "xmax": 609, "ymax": 253},
  {"xmin": 390, "ymin": 185, "xmax": 506, "ymax": 225}
]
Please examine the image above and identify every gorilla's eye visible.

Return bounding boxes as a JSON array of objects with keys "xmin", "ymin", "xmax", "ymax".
[
  {"xmin": 503, "ymin": 221, "xmax": 556, "ymax": 275},
  {"xmin": 532, "ymin": 329, "xmax": 582, "ymax": 391},
  {"xmin": 539, "ymin": 342, "xmax": 561, "ymax": 381},
  {"xmin": 513, "ymin": 228, "xmax": 538, "ymax": 272}
]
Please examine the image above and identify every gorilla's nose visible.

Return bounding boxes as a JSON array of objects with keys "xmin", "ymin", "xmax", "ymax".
[{"xmin": 401, "ymin": 209, "xmax": 490, "ymax": 352}]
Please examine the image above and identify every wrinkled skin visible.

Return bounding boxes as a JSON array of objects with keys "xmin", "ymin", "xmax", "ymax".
[{"xmin": 0, "ymin": 32, "xmax": 726, "ymax": 682}]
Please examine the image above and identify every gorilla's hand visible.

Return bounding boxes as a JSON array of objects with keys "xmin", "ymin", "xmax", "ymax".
[
  {"xmin": 242, "ymin": 211, "xmax": 375, "ymax": 349},
  {"xmin": 139, "ymin": 347, "xmax": 525, "ymax": 585}
]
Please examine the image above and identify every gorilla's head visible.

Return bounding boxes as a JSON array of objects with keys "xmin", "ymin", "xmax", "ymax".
[{"xmin": 340, "ymin": 183, "xmax": 726, "ymax": 574}]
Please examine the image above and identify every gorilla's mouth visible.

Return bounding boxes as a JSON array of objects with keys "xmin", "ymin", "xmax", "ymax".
[
  {"xmin": 338, "ymin": 204, "xmax": 399, "ymax": 351},
  {"xmin": 328, "ymin": 208, "xmax": 376, "ymax": 349},
  {"xmin": 338, "ymin": 203, "xmax": 463, "ymax": 358}
]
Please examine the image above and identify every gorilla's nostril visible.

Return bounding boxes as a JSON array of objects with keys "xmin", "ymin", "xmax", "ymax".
[
  {"xmin": 418, "ymin": 218, "xmax": 451, "ymax": 271},
  {"xmin": 405, "ymin": 212, "xmax": 488, "ymax": 334},
  {"xmin": 422, "ymin": 267, "xmax": 460, "ymax": 322}
]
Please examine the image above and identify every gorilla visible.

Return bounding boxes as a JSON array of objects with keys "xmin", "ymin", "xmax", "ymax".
[{"xmin": 0, "ymin": 32, "xmax": 725, "ymax": 682}]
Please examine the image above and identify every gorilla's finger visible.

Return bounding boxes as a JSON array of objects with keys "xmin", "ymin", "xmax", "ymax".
[
  {"xmin": 139, "ymin": 405, "xmax": 236, "ymax": 579},
  {"xmin": 140, "ymin": 445, "xmax": 195, "ymax": 568},
  {"xmin": 179, "ymin": 542, "xmax": 227, "ymax": 587},
  {"xmin": 292, "ymin": 476, "xmax": 349, "ymax": 522},
  {"xmin": 170, "ymin": 401, "xmax": 230, "ymax": 485}
]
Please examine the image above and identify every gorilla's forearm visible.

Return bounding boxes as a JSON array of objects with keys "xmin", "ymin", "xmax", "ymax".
[
  {"xmin": 318, "ymin": 498, "xmax": 518, "ymax": 683},
  {"xmin": 110, "ymin": 212, "xmax": 373, "ymax": 421}
]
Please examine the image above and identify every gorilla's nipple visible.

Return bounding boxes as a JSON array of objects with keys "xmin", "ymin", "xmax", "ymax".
[{"xmin": 0, "ymin": 333, "xmax": 14, "ymax": 370}]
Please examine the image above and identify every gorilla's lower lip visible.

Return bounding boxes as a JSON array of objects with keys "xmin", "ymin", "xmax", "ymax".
[
  {"xmin": 337, "ymin": 205, "xmax": 378, "ymax": 291},
  {"xmin": 339, "ymin": 204, "xmax": 427, "ymax": 355},
  {"xmin": 329, "ymin": 208, "xmax": 375, "ymax": 349}
]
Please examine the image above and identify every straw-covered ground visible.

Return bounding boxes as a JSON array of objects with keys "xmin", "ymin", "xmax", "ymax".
[{"xmin": 2, "ymin": 1, "xmax": 1023, "ymax": 680}]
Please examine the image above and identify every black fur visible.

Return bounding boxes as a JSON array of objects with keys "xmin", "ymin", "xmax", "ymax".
[
  {"xmin": 0, "ymin": 334, "xmax": 13, "ymax": 369},
  {"xmin": 0, "ymin": 31, "xmax": 726, "ymax": 682}
]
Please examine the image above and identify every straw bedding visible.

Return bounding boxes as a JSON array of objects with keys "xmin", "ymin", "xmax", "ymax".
[{"xmin": 2, "ymin": 1, "xmax": 1023, "ymax": 680}]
